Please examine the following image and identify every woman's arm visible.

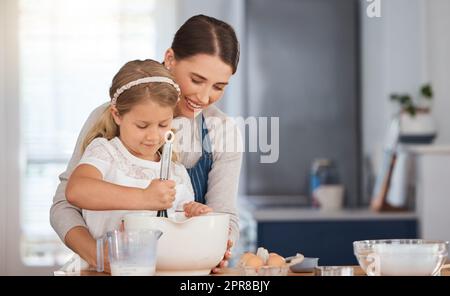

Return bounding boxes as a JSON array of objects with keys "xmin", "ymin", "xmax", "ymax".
[
  {"xmin": 205, "ymin": 114, "xmax": 243, "ymax": 246},
  {"xmin": 50, "ymin": 104, "xmax": 110, "ymax": 272},
  {"xmin": 206, "ymin": 128, "xmax": 242, "ymax": 274},
  {"xmin": 206, "ymin": 150, "xmax": 242, "ymax": 244},
  {"xmin": 64, "ymin": 226, "xmax": 110, "ymax": 273},
  {"xmin": 50, "ymin": 103, "xmax": 109, "ymax": 242},
  {"xmin": 65, "ymin": 226, "xmax": 100, "ymax": 267}
]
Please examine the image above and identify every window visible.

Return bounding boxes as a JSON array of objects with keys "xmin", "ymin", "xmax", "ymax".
[{"xmin": 18, "ymin": 0, "xmax": 176, "ymax": 266}]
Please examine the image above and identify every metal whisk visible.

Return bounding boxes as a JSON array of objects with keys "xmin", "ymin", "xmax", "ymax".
[{"xmin": 157, "ymin": 130, "xmax": 175, "ymax": 218}]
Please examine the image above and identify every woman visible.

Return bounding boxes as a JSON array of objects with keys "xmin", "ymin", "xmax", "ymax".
[{"xmin": 50, "ymin": 15, "xmax": 242, "ymax": 273}]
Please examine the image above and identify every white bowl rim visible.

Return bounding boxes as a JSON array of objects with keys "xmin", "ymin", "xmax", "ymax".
[
  {"xmin": 353, "ymin": 239, "xmax": 449, "ymax": 246},
  {"xmin": 123, "ymin": 212, "xmax": 229, "ymax": 218},
  {"xmin": 123, "ymin": 212, "xmax": 230, "ymax": 225}
]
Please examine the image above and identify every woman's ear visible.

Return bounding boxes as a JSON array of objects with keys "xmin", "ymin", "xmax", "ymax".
[
  {"xmin": 110, "ymin": 106, "xmax": 122, "ymax": 126},
  {"xmin": 164, "ymin": 48, "xmax": 176, "ymax": 70}
]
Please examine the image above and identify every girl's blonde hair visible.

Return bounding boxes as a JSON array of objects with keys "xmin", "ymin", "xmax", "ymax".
[{"xmin": 82, "ymin": 59, "xmax": 179, "ymax": 160}]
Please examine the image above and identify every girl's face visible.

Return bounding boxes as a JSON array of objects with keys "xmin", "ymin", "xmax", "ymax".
[
  {"xmin": 165, "ymin": 51, "xmax": 233, "ymax": 118},
  {"xmin": 112, "ymin": 100, "xmax": 173, "ymax": 161}
]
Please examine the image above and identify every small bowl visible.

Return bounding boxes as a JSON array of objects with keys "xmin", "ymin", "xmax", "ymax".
[
  {"xmin": 289, "ymin": 257, "xmax": 319, "ymax": 273},
  {"xmin": 314, "ymin": 266, "xmax": 353, "ymax": 276},
  {"xmin": 353, "ymin": 239, "xmax": 449, "ymax": 276},
  {"xmin": 241, "ymin": 265, "xmax": 289, "ymax": 276}
]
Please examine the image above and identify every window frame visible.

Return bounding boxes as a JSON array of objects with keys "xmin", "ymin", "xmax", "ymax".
[
  {"xmin": 1, "ymin": 0, "xmax": 57, "ymax": 276},
  {"xmin": 0, "ymin": 0, "xmax": 178, "ymax": 275}
]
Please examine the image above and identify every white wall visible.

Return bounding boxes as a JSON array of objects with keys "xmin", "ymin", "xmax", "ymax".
[
  {"xmin": 426, "ymin": 0, "xmax": 450, "ymax": 144},
  {"xmin": 415, "ymin": 151, "xmax": 450, "ymax": 243},
  {"xmin": 178, "ymin": 0, "xmax": 450, "ymax": 202},
  {"xmin": 153, "ymin": 0, "xmax": 179, "ymax": 60},
  {"xmin": 361, "ymin": 0, "xmax": 424, "ymax": 167},
  {"xmin": 360, "ymin": 0, "xmax": 450, "ymax": 202}
]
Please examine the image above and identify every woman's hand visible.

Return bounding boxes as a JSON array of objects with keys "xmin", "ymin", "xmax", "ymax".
[
  {"xmin": 211, "ymin": 240, "xmax": 233, "ymax": 274},
  {"xmin": 65, "ymin": 226, "xmax": 111, "ymax": 274},
  {"xmin": 95, "ymin": 240, "xmax": 111, "ymax": 274},
  {"xmin": 142, "ymin": 179, "xmax": 176, "ymax": 210},
  {"xmin": 183, "ymin": 201, "xmax": 213, "ymax": 217}
]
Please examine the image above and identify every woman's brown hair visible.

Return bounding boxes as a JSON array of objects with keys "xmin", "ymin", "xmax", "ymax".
[{"xmin": 171, "ymin": 14, "xmax": 240, "ymax": 74}]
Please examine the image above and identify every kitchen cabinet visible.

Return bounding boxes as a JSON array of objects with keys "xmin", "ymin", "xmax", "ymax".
[
  {"xmin": 245, "ymin": 0, "xmax": 361, "ymax": 206},
  {"xmin": 412, "ymin": 146, "xmax": 450, "ymax": 243},
  {"xmin": 253, "ymin": 209, "xmax": 417, "ymax": 265}
]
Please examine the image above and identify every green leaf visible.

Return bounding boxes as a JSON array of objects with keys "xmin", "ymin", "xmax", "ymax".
[
  {"xmin": 405, "ymin": 104, "xmax": 416, "ymax": 116},
  {"xmin": 390, "ymin": 94, "xmax": 399, "ymax": 101},
  {"xmin": 399, "ymin": 95, "xmax": 411, "ymax": 105},
  {"xmin": 421, "ymin": 84, "xmax": 433, "ymax": 99}
]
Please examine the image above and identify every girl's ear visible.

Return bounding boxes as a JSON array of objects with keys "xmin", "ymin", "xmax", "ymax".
[
  {"xmin": 164, "ymin": 48, "xmax": 176, "ymax": 70},
  {"xmin": 110, "ymin": 106, "xmax": 122, "ymax": 126}
]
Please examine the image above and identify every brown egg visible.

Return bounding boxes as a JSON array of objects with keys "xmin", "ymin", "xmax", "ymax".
[
  {"xmin": 239, "ymin": 252, "xmax": 256, "ymax": 267},
  {"xmin": 244, "ymin": 255, "xmax": 264, "ymax": 269},
  {"xmin": 267, "ymin": 253, "xmax": 286, "ymax": 267}
]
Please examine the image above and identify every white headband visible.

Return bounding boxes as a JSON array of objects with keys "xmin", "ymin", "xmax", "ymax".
[{"xmin": 111, "ymin": 76, "xmax": 181, "ymax": 106}]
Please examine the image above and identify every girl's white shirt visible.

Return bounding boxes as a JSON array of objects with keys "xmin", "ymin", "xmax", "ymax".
[{"xmin": 78, "ymin": 137, "xmax": 194, "ymax": 239}]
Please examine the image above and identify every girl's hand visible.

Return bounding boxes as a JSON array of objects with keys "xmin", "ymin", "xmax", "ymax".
[
  {"xmin": 142, "ymin": 179, "xmax": 176, "ymax": 210},
  {"xmin": 211, "ymin": 240, "xmax": 233, "ymax": 274},
  {"xmin": 183, "ymin": 201, "xmax": 212, "ymax": 217}
]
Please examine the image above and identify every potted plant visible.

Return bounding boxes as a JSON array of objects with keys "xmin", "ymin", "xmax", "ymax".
[{"xmin": 390, "ymin": 83, "xmax": 437, "ymax": 144}]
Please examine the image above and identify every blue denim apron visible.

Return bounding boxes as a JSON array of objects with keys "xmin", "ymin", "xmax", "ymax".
[{"xmin": 186, "ymin": 114, "xmax": 213, "ymax": 204}]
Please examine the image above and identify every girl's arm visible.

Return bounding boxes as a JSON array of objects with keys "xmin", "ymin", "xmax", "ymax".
[
  {"xmin": 66, "ymin": 164, "xmax": 176, "ymax": 211},
  {"xmin": 66, "ymin": 164, "xmax": 144, "ymax": 210}
]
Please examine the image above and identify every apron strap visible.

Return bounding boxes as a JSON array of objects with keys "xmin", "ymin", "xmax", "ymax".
[{"xmin": 187, "ymin": 114, "xmax": 213, "ymax": 204}]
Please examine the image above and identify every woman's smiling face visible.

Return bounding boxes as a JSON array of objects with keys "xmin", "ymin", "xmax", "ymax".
[{"xmin": 165, "ymin": 52, "xmax": 233, "ymax": 118}]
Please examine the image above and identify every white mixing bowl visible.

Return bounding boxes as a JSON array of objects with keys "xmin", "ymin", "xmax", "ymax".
[
  {"xmin": 123, "ymin": 212, "xmax": 230, "ymax": 275},
  {"xmin": 354, "ymin": 239, "xmax": 449, "ymax": 276}
]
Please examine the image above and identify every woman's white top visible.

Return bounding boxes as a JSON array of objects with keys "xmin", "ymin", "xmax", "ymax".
[
  {"xmin": 79, "ymin": 137, "xmax": 194, "ymax": 239},
  {"xmin": 51, "ymin": 103, "xmax": 242, "ymax": 246}
]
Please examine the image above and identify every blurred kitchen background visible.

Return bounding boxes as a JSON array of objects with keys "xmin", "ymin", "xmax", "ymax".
[{"xmin": 1, "ymin": 0, "xmax": 450, "ymax": 275}]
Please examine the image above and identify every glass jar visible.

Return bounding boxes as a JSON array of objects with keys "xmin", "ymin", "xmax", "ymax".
[{"xmin": 309, "ymin": 158, "xmax": 339, "ymax": 207}]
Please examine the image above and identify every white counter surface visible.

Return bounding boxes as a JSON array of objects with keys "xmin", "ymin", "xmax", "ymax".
[
  {"xmin": 403, "ymin": 144, "xmax": 450, "ymax": 154},
  {"xmin": 252, "ymin": 208, "xmax": 418, "ymax": 222}
]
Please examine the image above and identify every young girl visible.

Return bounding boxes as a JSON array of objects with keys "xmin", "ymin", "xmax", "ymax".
[{"xmin": 65, "ymin": 59, "xmax": 211, "ymax": 240}]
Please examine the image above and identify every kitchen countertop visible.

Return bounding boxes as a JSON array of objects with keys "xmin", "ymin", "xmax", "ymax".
[
  {"xmin": 76, "ymin": 265, "xmax": 450, "ymax": 276},
  {"xmin": 252, "ymin": 208, "xmax": 417, "ymax": 222},
  {"xmin": 403, "ymin": 144, "xmax": 450, "ymax": 155},
  {"xmin": 239, "ymin": 195, "xmax": 417, "ymax": 222}
]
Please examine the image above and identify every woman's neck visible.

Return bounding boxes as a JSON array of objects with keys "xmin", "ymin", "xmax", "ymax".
[{"xmin": 174, "ymin": 104, "xmax": 182, "ymax": 118}]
